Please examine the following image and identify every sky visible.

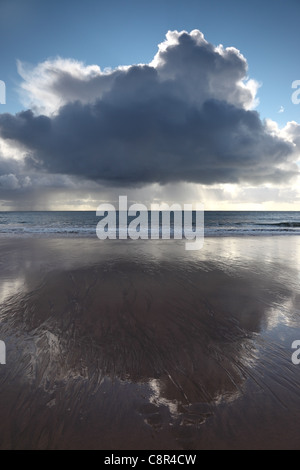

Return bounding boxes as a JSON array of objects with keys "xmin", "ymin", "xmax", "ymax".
[{"xmin": 0, "ymin": 0, "xmax": 300, "ymax": 210}]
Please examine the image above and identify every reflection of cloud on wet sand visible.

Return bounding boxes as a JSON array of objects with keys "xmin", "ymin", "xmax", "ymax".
[
  {"xmin": 1, "ymin": 239, "xmax": 300, "ymax": 449},
  {"xmin": 0, "ymin": 277, "xmax": 25, "ymax": 304}
]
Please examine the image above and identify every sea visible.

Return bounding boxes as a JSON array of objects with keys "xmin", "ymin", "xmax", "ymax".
[{"xmin": 0, "ymin": 211, "xmax": 300, "ymax": 237}]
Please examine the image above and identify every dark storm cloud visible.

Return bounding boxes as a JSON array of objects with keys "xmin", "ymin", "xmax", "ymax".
[
  {"xmin": 0, "ymin": 149, "xmax": 26, "ymax": 191},
  {"xmin": 0, "ymin": 97, "xmax": 295, "ymax": 186},
  {"xmin": 0, "ymin": 30, "xmax": 298, "ymax": 187}
]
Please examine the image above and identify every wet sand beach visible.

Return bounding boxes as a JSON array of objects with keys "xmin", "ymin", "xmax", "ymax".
[{"xmin": 0, "ymin": 236, "xmax": 300, "ymax": 449}]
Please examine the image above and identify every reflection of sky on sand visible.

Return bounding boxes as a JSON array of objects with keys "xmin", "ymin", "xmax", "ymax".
[
  {"xmin": 1, "ymin": 237, "xmax": 300, "ymax": 448},
  {"xmin": 148, "ymin": 375, "xmax": 242, "ymax": 423},
  {"xmin": 149, "ymin": 379, "xmax": 179, "ymax": 417},
  {"xmin": 192, "ymin": 236, "xmax": 300, "ymax": 275},
  {"xmin": 266, "ymin": 298, "xmax": 300, "ymax": 331},
  {"xmin": 0, "ymin": 278, "xmax": 25, "ymax": 305}
]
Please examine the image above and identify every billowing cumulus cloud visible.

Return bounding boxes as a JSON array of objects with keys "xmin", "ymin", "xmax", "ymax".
[
  {"xmin": 17, "ymin": 58, "xmax": 116, "ymax": 116},
  {"xmin": 0, "ymin": 99, "xmax": 296, "ymax": 186},
  {"xmin": 0, "ymin": 29, "xmax": 300, "ymax": 208},
  {"xmin": 17, "ymin": 30, "xmax": 260, "ymax": 116}
]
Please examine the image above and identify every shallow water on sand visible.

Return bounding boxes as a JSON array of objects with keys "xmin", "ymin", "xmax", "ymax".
[{"xmin": 0, "ymin": 237, "xmax": 300, "ymax": 449}]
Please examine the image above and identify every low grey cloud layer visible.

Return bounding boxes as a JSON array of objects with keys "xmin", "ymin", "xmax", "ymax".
[
  {"xmin": 0, "ymin": 30, "xmax": 299, "ymax": 203},
  {"xmin": 0, "ymin": 98, "xmax": 296, "ymax": 186}
]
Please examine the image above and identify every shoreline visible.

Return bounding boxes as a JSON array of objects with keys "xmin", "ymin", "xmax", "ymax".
[{"xmin": 1, "ymin": 232, "xmax": 300, "ymax": 239}]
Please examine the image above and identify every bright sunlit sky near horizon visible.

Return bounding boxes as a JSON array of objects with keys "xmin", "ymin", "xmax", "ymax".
[{"xmin": 0, "ymin": 0, "xmax": 300, "ymax": 210}]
